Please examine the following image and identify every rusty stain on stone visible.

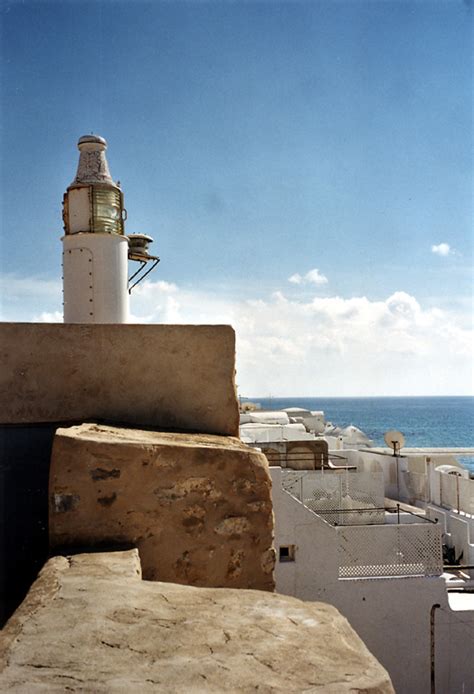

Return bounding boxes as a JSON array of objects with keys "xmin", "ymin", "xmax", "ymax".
[
  {"xmin": 90, "ymin": 468, "xmax": 121, "ymax": 481},
  {"xmin": 97, "ymin": 493, "xmax": 117, "ymax": 507},
  {"xmin": 182, "ymin": 516, "xmax": 203, "ymax": 529}
]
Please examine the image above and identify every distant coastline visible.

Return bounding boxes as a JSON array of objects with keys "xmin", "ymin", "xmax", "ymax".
[
  {"xmin": 240, "ymin": 395, "xmax": 474, "ymax": 451},
  {"xmin": 243, "ymin": 395, "xmax": 474, "ymax": 400}
]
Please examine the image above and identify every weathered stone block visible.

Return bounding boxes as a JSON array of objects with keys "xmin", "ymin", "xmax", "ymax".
[
  {"xmin": 49, "ymin": 424, "xmax": 275, "ymax": 590},
  {"xmin": 0, "ymin": 550, "xmax": 394, "ymax": 693},
  {"xmin": 0, "ymin": 322, "xmax": 239, "ymax": 436}
]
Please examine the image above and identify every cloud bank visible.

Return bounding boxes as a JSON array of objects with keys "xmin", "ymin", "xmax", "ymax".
[
  {"xmin": 129, "ymin": 280, "xmax": 472, "ymax": 397},
  {"xmin": 1, "ymin": 273, "xmax": 471, "ymax": 396}
]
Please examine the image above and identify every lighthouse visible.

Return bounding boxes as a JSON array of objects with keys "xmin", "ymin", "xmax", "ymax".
[{"xmin": 61, "ymin": 134, "xmax": 158, "ymax": 323}]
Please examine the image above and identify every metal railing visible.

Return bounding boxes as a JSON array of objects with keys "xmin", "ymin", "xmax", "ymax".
[
  {"xmin": 263, "ymin": 451, "xmax": 329, "ymax": 468},
  {"xmin": 314, "ymin": 503, "xmax": 438, "ymax": 527},
  {"xmin": 436, "ymin": 472, "xmax": 474, "ymax": 516},
  {"xmin": 282, "ymin": 468, "xmax": 385, "ymax": 525}
]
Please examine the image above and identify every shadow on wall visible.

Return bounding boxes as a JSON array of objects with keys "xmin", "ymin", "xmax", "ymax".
[{"xmin": 0, "ymin": 424, "xmax": 58, "ymax": 626}]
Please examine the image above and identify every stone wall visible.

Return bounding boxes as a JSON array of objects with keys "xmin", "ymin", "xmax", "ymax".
[
  {"xmin": 49, "ymin": 423, "xmax": 275, "ymax": 590},
  {"xmin": 0, "ymin": 550, "xmax": 394, "ymax": 693},
  {"xmin": 0, "ymin": 323, "xmax": 238, "ymax": 436}
]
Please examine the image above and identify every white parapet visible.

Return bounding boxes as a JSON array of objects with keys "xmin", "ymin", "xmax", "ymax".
[{"xmin": 62, "ymin": 233, "xmax": 129, "ymax": 323}]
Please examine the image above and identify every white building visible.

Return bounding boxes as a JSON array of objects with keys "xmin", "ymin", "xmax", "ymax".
[{"xmin": 270, "ymin": 456, "xmax": 474, "ymax": 693}]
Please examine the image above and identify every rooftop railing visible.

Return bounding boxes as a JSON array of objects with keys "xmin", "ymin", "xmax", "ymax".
[
  {"xmin": 282, "ymin": 468, "xmax": 385, "ymax": 525},
  {"xmin": 434, "ymin": 471, "xmax": 474, "ymax": 517},
  {"xmin": 337, "ymin": 523, "xmax": 443, "ymax": 579},
  {"xmin": 403, "ymin": 468, "xmax": 474, "ymax": 517},
  {"xmin": 315, "ymin": 503, "xmax": 437, "ymax": 527}
]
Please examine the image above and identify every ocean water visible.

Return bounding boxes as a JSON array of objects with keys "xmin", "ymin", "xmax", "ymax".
[{"xmin": 244, "ymin": 396, "xmax": 474, "ymax": 473}]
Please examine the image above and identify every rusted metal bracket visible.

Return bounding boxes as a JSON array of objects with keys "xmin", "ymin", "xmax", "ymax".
[{"xmin": 127, "ymin": 256, "xmax": 160, "ymax": 293}]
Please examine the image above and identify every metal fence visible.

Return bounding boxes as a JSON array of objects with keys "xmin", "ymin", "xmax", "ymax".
[
  {"xmin": 263, "ymin": 449, "xmax": 329, "ymax": 469},
  {"xmin": 337, "ymin": 523, "xmax": 443, "ymax": 578},
  {"xmin": 282, "ymin": 469, "xmax": 385, "ymax": 525}
]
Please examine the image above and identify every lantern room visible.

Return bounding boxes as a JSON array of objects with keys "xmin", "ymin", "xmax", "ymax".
[{"xmin": 62, "ymin": 135, "xmax": 126, "ymax": 236}]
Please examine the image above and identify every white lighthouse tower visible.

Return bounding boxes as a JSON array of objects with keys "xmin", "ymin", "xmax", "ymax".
[{"xmin": 61, "ymin": 134, "xmax": 158, "ymax": 323}]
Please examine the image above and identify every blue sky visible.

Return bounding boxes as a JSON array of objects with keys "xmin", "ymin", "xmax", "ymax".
[{"xmin": 0, "ymin": 0, "xmax": 472, "ymax": 395}]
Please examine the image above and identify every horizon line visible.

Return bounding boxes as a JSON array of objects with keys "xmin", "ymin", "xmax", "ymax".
[{"xmin": 241, "ymin": 394, "xmax": 474, "ymax": 400}]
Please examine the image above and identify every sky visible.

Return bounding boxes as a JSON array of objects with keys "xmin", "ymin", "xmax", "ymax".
[{"xmin": 0, "ymin": 0, "xmax": 472, "ymax": 396}]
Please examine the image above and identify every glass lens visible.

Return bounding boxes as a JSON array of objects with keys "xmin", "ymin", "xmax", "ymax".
[{"xmin": 92, "ymin": 188, "xmax": 123, "ymax": 234}]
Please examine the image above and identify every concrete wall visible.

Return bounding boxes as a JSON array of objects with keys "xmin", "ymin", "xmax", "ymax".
[
  {"xmin": 0, "ymin": 322, "xmax": 239, "ymax": 436},
  {"xmin": 270, "ymin": 467, "xmax": 474, "ymax": 694},
  {"xmin": 356, "ymin": 450, "xmax": 413, "ymax": 501},
  {"xmin": 436, "ymin": 599, "xmax": 474, "ymax": 694},
  {"xmin": 428, "ymin": 506, "xmax": 474, "ymax": 567}
]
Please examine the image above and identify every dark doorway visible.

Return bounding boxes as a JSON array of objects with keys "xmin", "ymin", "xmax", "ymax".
[{"xmin": 0, "ymin": 424, "xmax": 58, "ymax": 626}]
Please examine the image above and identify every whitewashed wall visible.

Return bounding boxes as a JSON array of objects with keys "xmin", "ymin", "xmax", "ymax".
[{"xmin": 271, "ymin": 467, "xmax": 474, "ymax": 694}]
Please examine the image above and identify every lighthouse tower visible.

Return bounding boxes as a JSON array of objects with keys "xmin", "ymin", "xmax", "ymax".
[{"xmin": 62, "ymin": 135, "xmax": 130, "ymax": 323}]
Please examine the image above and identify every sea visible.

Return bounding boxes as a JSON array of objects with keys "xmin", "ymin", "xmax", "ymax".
[{"xmin": 243, "ymin": 396, "xmax": 474, "ymax": 474}]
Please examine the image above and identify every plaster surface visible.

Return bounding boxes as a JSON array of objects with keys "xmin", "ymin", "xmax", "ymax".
[
  {"xmin": 270, "ymin": 467, "xmax": 474, "ymax": 694},
  {"xmin": 49, "ymin": 423, "xmax": 274, "ymax": 590},
  {"xmin": 0, "ymin": 323, "xmax": 239, "ymax": 435},
  {"xmin": 0, "ymin": 550, "xmax": 394, "ymax": 693}
]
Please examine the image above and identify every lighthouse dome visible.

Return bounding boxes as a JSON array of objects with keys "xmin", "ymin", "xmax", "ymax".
[
  {"xmin": 71, "ymin": 134, "xmax": 114, "ymax": 187},
  {"xmin": 77, "ymin": 134, "xmax": 108, "ymax": 149}
]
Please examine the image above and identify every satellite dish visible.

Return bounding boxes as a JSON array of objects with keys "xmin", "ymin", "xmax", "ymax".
[{"xmin": 384, "ymin": 430, "xmax": 405, "ymax": 456}]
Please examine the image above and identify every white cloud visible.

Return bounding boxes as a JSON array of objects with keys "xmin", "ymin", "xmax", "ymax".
[
  {"xmin": 33, "ymin": 311, "xmax": 63, "ymax": 323},
  {"xmin": 1, "ymin": 272, "xmax": 472, "ymax": 396},
  {"xmin": 305, "ymin": 268, "xmax": 328, "ymax": 285},
  {"xmin": 0, "ymin": 274, "xmax": 62, "ymax": 322},
  {"xmin": 0, "ymin": 273, "xmax": 61, "ymax": 298},
  {"xmin": 129, "ymin": 281, "xmax": 473, "ymax": 396},
  {"xmin": 288, "ymin": 268, "xmax": 328, "ymax": 286},
  {"xmin": 431, "ymin": 243, "xmax": 452, "ymax": 257},
  {"xmin": 138, "ymin": 280, "xmax": 177, "ymax": 294}
]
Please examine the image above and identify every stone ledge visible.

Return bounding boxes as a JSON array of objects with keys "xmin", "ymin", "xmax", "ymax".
[
  {"xmin": 0, "ymin": 323, "xmax": 239, "ymax": 436},
  {"xmin": 49, "ymin": 423, "xmax": 275, "ymax": 591},
  {"xmin": 0, "ymin": 550, "xmax": 394, "ymax": 693}
]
